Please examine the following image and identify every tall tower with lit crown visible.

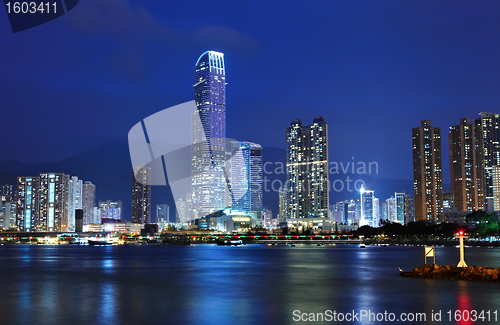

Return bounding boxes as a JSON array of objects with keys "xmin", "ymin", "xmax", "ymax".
[{"xmin": 191, "ymin": 51, "xmax": 227, "ymax": 219}]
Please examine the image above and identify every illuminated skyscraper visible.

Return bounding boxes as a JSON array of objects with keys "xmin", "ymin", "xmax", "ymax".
[
  {"xmin": 286, "ymin": 117, "xmax": 329, "ymax": 223},
  {"xmin": 395, "ymin": 192, "xmax": 406, "ymax": 224},
  {"xmin": 16, "ymin": 177, "xmax": 40, "ymax": 231},
  {"xmin": 132, "ymin": 166, "xmax": 151, "ymax": 224},
  {"xmin": 449, "ymin": 117, "xmax": 484, "ymax": 211},
  {"xmin": 82, "ymin": 181, "xmax": 96, "ymax": 225},
  {"xmin": 191, "ymin": 50, "xmax": 227, "ymax": 219},
  {"xmin": 360, "ymin": 189, "xmax": 375, "ymax": 226},
  {"xmin": 229, "ymin": 141, "xmax": 263, "ymax": 223},
  {"xmin": 68, "ymin": 176, "xmax": 83, "ymax": 231},
  {"xmin": 474, "ymin": 112, "xmax": 500, "ymax": 209},
  {"xmin": 412, "ymin": 120, "xmax": 443, "ymax": 222},
  {"xmin": 39, "ymin": 173, "xmax": 70, "ymax": 232}
]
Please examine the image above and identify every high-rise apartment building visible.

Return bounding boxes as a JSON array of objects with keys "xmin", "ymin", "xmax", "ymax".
[
  {"xmin": 68, "ymin": 176, "xmax": 83, "ymax": 231},
  {"xmin": 412, "ymin": 120, "xmax": 443, "ymax": 222},
  {"xmin": 39, "ymin": 173, "xmax": 70, "ymax": 232},
  {"xmin": 449, "ymin": 117, "xmax": 484, "ymax": 211},
  {"xmin": 82, "ymin": 181, "xmax": 96, "ymax": 225},
  {"xmin": 191, "ymin": 50, "xmax": 227, "ymax": 220},
  {"xmin": 16, "ymin": 177, "xmax": 40, "ymax": 231},
  {"xmin": 132, "ymin": 166, "xmax": 151, "ymax": 224},
  {"xmin": 474, "ymin": 112, "xmax": 500, "ymax": 209},
  {"xmin": 16, "ymin": 174, "xmax": 94, "ymax": 231},
  {"xmin": 285, "ymin": 117, "xmax": 329, "ymax": 223}
]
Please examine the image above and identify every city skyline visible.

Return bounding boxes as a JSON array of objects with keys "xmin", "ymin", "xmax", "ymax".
[
  {"xmin": 3, "ymin": 2, "xmax": 500, "ymax": 225},
  {"xmin": 3, "ymin": 1, "xmax": 500, "ymax": 185}
]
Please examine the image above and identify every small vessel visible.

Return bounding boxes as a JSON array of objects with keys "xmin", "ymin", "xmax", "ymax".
[
  {"xmin": 216, "ymin": 239, "xmax": 243, "ymax": 246},
  {"xmin": 88, "ymin": 239, "xmax": 113, "ymax": 246},
  {"xmin": 360, "ymin": 244, "xmax": 366, "ymax": 248}
]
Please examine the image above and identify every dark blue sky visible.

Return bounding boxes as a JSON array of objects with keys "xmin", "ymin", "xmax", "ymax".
[{"xmin": 2, "ymin": 0, "xmax": 500, "ymax": 182}]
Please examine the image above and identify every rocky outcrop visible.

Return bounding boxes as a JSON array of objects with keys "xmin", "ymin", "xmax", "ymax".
[{"xmin": 400, "ymin": 264, "xmax": 500, "ymax": 282}]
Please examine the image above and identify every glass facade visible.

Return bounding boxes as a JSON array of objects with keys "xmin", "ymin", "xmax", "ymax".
[
  {"xmin": 229, "ymin": 141, "xmax": 263, "ymax": 223},
  {"xmin": 191, "ymin": 51, "xmax": 227, "ymax": 219}
]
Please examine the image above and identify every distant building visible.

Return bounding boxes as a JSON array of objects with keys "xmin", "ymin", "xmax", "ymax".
[
  {"xmin": 348, "ymin": 200, "xmax": 358, "ymax": 224},
  {"xmin": 15, "ymin": 174, "xmax": 95, "ymax": 232},
  {"xmin": 68, "ymin": 176, "xmax": 83, "ymax": 231},
  {"xmin": 335, "ymin": 201, "xmax": 349, "ymax": 224},
  {"xmin": 175, "ymin": 195, "xmax": 191, "ymax": 224},
  {"xmin": 156, "ymin": 204, "xmax": 169, "ymax": 223},
  {"xmin": 131, "ymin": 166, "xmax": 151, "ymax": 225},
  {"xmin": 262, "ymin": 209, "xmax": 273, "ymax": 228},
  {"xmin": 405, "ymin": 194, "xmax": 415, "ymax": 224},
  {"xmin": 384, "ymin": 196, "xmax": 396, "ymax": 222},
  {"xmin": 1, "ymin": 184, "xmax": 14, "ymax": 202},
  {"xmin": 1, "ymin": 184, "xmax": 15, "ymax": 230},
  {"xmin": 229, "ymin": 141, "xmax": 263, "ymax": 224},
  {"xmin": 412, "ymin": 120, "xmax": 443, "ymax": 222},
  {"xmin": 443, "ymin": 189, "xmax": 454, "ymax": 210},
  {"xmin": 278, "ymin": 187, "xmax": 287, "ymax": 224},
  {"xmin": 449, "ymin": 117, "xmax": 484, "ymax": 211},
  {"xmin": 285, "ymin": 117, "xmax": 329, "ymax": 229},
  {"xmin": 395, "ymin": 192, "xmax": 406, "ymax": 224},
  {"xmin": 361, "ymin": 189, "xmax": 376, "ymax": 227},
  {"xmin": 82, "ymin": 181, "xmax": 96, "ymax": 225},
  {"xmin": 99, "ymin": 200, "xmax": 123, "ymax": 222},
  {"xmin": 86, "ymin": 222, "xmax": 141, "ymax": 234},
  {"xmin": 92, "ymin": 206, "xmax": 100, "ymax": 224},
  {"xmin": 0, "ymin": 201, "xmax": 15, "ymax": 230},
  {"xmin": 16, "ymin": 177, "xmax": 39, "ymax": 231},
  {"xmin": 38, "ymin": 173, "xmax": 70, "ymax": 232}
]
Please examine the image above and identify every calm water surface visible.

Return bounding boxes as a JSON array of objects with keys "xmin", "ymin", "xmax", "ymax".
[{"xmin": 0, "ymin": 244, "xmax": 499, "ymax": 324}]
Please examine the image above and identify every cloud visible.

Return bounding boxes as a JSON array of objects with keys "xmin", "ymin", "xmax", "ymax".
[
  {"xmin": 65, "ymin": 0, "xmax": 260, "ymax": 82},
  {"xmin": 67, "ymin": 0, "xmax": 259, "ymax": 51},
  {"xmin": 189, "ymin": 26, "xmax": 261, "ymax": 54}
]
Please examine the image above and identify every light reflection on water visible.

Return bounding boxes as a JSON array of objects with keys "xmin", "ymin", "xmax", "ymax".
[{"xmin": 0, "ymin": 244, "xmax": 499, "ymax": 324}]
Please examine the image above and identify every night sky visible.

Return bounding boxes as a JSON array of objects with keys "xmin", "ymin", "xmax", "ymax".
[{"xmin": 2, "ymin": 0, "xmax": 500, "ymax": 183}]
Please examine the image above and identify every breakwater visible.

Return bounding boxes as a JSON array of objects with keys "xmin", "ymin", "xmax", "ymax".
[{"xmin": 401, "ymin": 264, "xmax": 500, "ymax": 282}]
